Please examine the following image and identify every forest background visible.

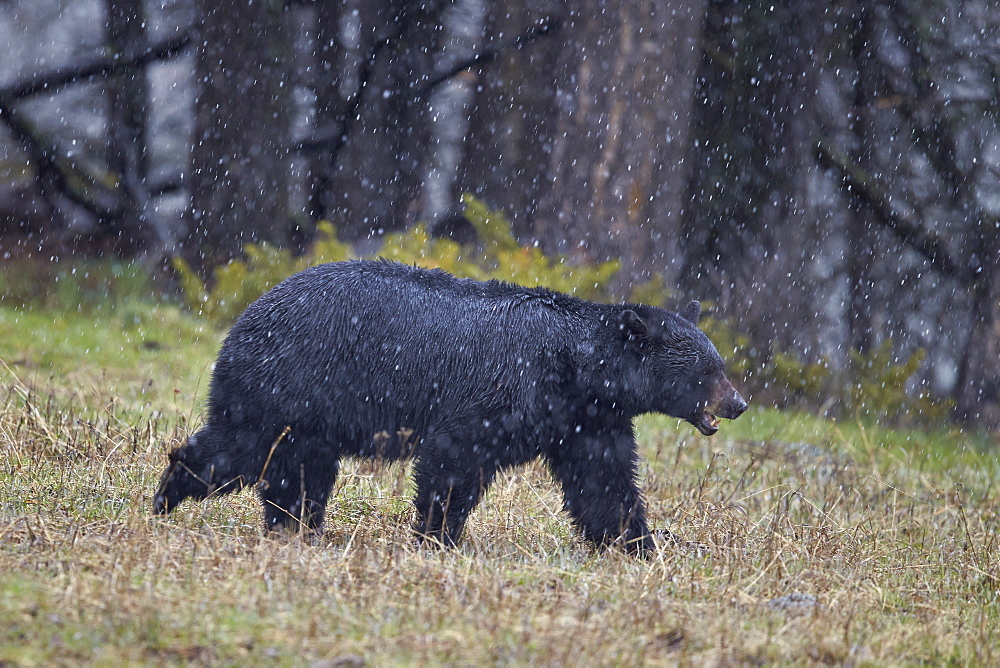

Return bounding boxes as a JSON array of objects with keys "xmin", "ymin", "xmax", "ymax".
[{"xmin": 1, "ymin": 0, "xmax": 998, "ymax": 429}]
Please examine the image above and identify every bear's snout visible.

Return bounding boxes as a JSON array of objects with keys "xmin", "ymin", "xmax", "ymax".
[
  {"xmin": 152, "ymin": 491, "xmax": 170, "ymax": 514},
  {"xmin": 712, "ymin": 384, "xmax": 747, "ymax": 421},
  {"xmin": 727, "ymin": 391, "xmax": 748, "ymax": 419},
  {"xmin": 695, "ymin": 379, "xmax": 748, "ymax": 435}
]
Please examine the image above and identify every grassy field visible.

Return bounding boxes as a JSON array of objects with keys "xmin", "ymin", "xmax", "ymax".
[{"xmin": 1, "ymin": 299, "xmax": 999, "ymax": 666}]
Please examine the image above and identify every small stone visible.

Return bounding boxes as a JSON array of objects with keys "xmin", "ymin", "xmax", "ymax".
[{"xmin": 765, "ymin": 592, "xmax": 823, "ymax": 614}]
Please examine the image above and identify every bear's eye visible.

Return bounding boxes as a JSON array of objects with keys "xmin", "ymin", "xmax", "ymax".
[{"xmin": 700, "ymin": 366, "xmax": 713, "ymax": 377}]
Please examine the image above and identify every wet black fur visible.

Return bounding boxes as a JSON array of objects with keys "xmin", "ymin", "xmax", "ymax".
[{"xmin": 154, "ymin": 259, "xmax": 744, "ymax": 556}]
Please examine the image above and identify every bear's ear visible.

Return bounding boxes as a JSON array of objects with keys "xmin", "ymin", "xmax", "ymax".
[
  {"xmin": 681, "ymin": 300, "xmax": 701, "ymax": 324},
  {"xmin": 620, "ymin": 309, "xmax": 648, "ymax": 339}
]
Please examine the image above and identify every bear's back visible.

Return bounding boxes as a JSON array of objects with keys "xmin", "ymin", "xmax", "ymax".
[
  {"xmin": 209, "ymin": 260, "xmax": 603, "ymax": 434},
  {"xmin": 293, "ymin": 259, "xmax": 579, "ymax": 312}
]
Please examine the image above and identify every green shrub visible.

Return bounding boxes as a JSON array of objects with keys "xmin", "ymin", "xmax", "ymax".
[
  {"xmin": 848, "ymin": 340, "xmax": 954, "ymax": 425},
  {"xmin": 378, "ymin": 195, "xmax": 622, "ymax": 300},
  {"xmin": 698, "ymin": 315, "xmax": 830, "ymax": 406},
  {"xmin": 172, "ymin": 221, "xmax": 352, "ymax": 321},
  {"xmin": 703, "ymin": 316, "xmax": 951, "ymax": 426},
  {"xmin": 175, "ymin": 196, "xmax": 621, "ymax": 324}
]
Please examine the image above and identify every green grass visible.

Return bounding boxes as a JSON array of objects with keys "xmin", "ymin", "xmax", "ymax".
[
  {"xmin": 1, "ymin": 297, "xmax": 999, "ymax": 665},
  {"xmin": 0, "ymin": 301, "xmax": 220, "ymax": 418}
]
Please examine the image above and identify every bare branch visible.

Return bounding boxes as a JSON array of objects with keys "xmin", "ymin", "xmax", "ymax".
[
  {"xmin": 295, "ymin": 15, "xmax": 563, "ymax": 154},
  {"xmin": 1, "ymin": 32, "xmax": 190, "ymax": 102},
  {"xmin": 416, "ymin": 16, "xmax": 563, "ymax": 99},
  {"xmin": 816, "ymin": 137, "xmax": 970, "ymax": 281},
  {"xmin": 0, "ymin": 94, "xmax": 121, "ymax": 220}
]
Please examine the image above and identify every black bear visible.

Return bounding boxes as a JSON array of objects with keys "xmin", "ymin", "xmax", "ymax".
[{"xmin": 154, "ymin": 260, "xmax": 746, "ymax": 555}]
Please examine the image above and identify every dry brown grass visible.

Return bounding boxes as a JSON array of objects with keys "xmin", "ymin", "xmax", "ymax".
[{"xmin": 2, "ymin": 349, "xmax": 999, "ymax": 664}]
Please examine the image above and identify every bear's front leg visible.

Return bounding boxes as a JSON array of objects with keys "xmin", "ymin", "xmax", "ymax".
[
  {"xmin": 411, "ymin": 441, "xmax": 497, "ymax": 548},
  {"xmin": 546, "ymin": 425, "xmax": 655, "ymax": 557}
]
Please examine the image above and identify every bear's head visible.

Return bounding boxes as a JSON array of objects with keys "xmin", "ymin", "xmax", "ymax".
[
  {"xmin": 152, "ymin": 436, "xmax": 242, "ymax": 514},
  {"xmin": 620, "ymin": 300, "xmax": 747, "ymax": 435}
]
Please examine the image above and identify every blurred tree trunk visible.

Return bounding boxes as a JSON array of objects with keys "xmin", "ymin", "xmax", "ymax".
[
  {"xmin": 958, "ymin": 259, "xmax": 1000, "ymax": 426},
  {"xmin": 187, "ymin": 0, "xmax": 292, "ymax": 269},
  {"xmin": 104, "ymin": 0, "xmax": 159, "ymax": 256},
  {"xmin": 844, "ymin": 0, "xmax": 881, "ymax": 354},
  {"xmin": 942, "ymin": 109, "xmax": 1000, "ymax": 427},
  {"xmin": 681, "ymin": 0, "xmax": 829, "ymax": 356},
  {"xmin": 306, "ymin": 0, "xmax": 345, "ymax": 224},
  {"xmin": 536, "ymin": 0, "xmax": 707, "ymax": 286},
  {"xmin": 458, "ymin": 0, "xmax": 707, "ymax": 285},
  {"xmin": 418, "ymin": 0, "xmax": 486, "ymax": 225},
  {"xmin": 325, "ymin": 1, "xmax": 445, "ymax": 244},
  {"xmin": 455, "ymin": 0, "xmax": 562, "ymax": 241}
]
